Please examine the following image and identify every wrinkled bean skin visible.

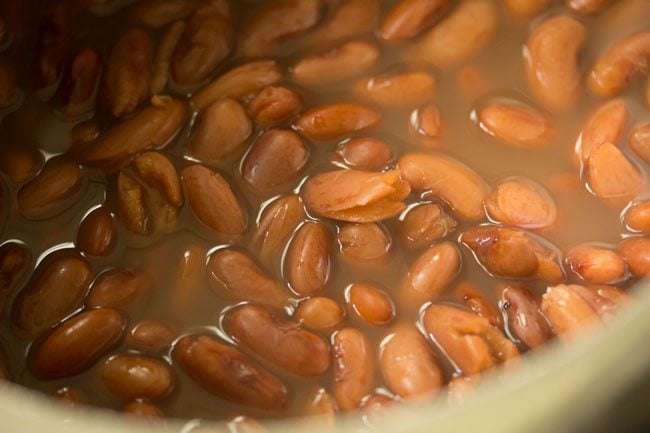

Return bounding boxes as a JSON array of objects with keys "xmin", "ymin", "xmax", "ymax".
[
  {"xmin": 400, "ymin": 242, "xmax": 461, "ymax": 306},
  {"xmin": 500, "ymin": 285, "xmax": 553, "ymax": 349},
  {"xmin": 0, "ymin": 243, "xmax": 30, "ymax": 317},
  {"xmin": 189, "ymin": 98, "xmax": 252, "ymax": 163},
  {"xmin": 207, "ymin": 249, "xmax": 290, "ymax": 309},
  {"xmin": 625, "ymin": 201, "xmax": 650, "ymax": 233},
  {"xmin": 565, "ymin": 244, "xmax": 627, "ymax": 284},
  {"xmin": 240, "ymin": 0, "xmax": 324, "ymax": 57},
  {"xmin": 81, "ymin": 96, "xmax": 187, "ymax": 173},
  {"xmin": 117, "ymin": 171, "xmax": 149, "ymax": 235},
  {"xmin": 252, "ymin": 195, "xmax": 305, "ymax": 261},
  {"xmin": 12, "ymin": 255, "xmax": 91, "ymax": 338},
  {"xmin": 127, "ymin": 320, "xmax": 177, "ymax": 354},
  {"xmin": 338, "ymin": 223, "xmax": 391, "ymax": 262},
  {"xmin": 295, "ymin": 103, "xmax": 382, "ymax": 141},
  {"xmin": 524, "ymin": 15, "xmax": 586, "ymax": 112},
  {"xmin": 347, "ymin": 283, "xmax": 394, "ymax": 325},
  {"xmin": 485, "ymin": 179, "xmax": 556, "ymax": 229},
  {"xmin": 354, "ymin": 71, "xmax": 436, "ymax": 108},
  {"xmin": 577, "ymin": 99, "xmax": 628, "ymax": 163},
  {"xmin": 332, "ymin": 137, "xmax": 393, "ymax": 171},
  {"xmin": 379, "ymin": 325, "xmax": 443, "ymax": 400},
  {"xmin": 477, "ymin": 102, "xmax": 553, "ymax": 149},
  {"xmin": 103, "ymin": 28, "xmax": 152, "ymax": 118},
  {"xmin": 588, "ymin": 31, "xmax": 650, "ymax": 97},
  {"xmin": 174, "ymin": 335, "xmax": 288, "ymax": 411},
  {"xmin": 455, "ymin": 282, "xmax": 501, "ymax": 327},
  {"xmin": 76, "ymin": 206, "xmax": 117, "ymax": 256},
  {"xmin": 123, "ymin": 400, "xmax": 164, "ymax": 419},
  {"xmin": 248, "ymin": 86, "xmax": 303, "ymax": 127},
  {"xmin": 133, "ymin": 151, "xmax": 183, "ymax": 207},
  {"xmin": 130, "ymin": 0, "xmax": 204, "ymax": 28},
  {"xmin": 151, "ymin": 20, "xmax": 185, "ymax": 94},
  {"xmin": 308, "ymin": 0, "xmax": 380, "ymax": 46},
  {"xmin": 17, "ymin": 157, "xmax": 84, "ymax": 221},
  {"xmin": 181, "ymin": 165, "xmax": 247, "ymax": 236},
  {"xmin": 541, "ymin": 284, "xmax": 610, "ymax": 338},
  {"xmin": 286, "ymin": 222, "xmax": 332, "ymax": 296},
  {"xmin": 31, "ymin": 308, "xmax": 126, "ymax": 380},
  {"xmin": 587, "ymin": 142, "xmax": 645, "ymax": 205},
  {"xmin": 226, "ymin": 305, "xmax": 330, "ymax": 377},
  {"xmin": 460, "ymin": 226, "xmax": 565, "ymax": 283},
  {"xmin": 86, "ymin": 268, "xmax": 152, "ymax": 308},
  {"xmin": 379, "ymin": 0, "xmax": 449, "ymax": 42},
  {"xmin": 0, "ymin": 145, "xmax": 42, "ymax": 185},
  {"xmin": 618, "ymin": 236, "xmax": 650, "ymax": 276},
  {"xmin": 292, "ymin": 41, "xmax": 380, "ymax": 86},
  {"xmin": 171, "ymin": 5, "xmax": 233, "ymax": 88},
  {"xmin": 303, "ymin": 170, "xmax": 410, "ymax": 222},
  {"xmin": 241, "ymin": 129, "xmax": 308, "ymax": 193},
  {"xmin": 100, "ymin": 354, "xmax": 174, "ymax": 400},
  {"xmin": 295, "ymin": 297, "xmax": 345, "ymax": 332},
  {"xmin": 629, "ymin": 121, "xmax": 650, "ymax": 164},
  {"xmin": 398, "ymin": 203, "xmax": 457, "ymax": 249},
  {"xmin": 59, "ymin": 48, "xmax": 102, "ymax": 119},
  {"xmin": 333, "ymin": 328, "xmax": 374, "ymax": 411},
  {"xmin": 398, "ymin": 153, "xmax": 489, "ymax": 221},
  {"xmin": 422, "ymin": 304, "xmax": 519, "ymax": 376}
]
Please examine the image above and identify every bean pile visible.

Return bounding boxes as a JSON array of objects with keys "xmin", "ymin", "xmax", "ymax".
[{"xmin": 1, "ymin": 0, "xmax": 650, "ymax": 429}]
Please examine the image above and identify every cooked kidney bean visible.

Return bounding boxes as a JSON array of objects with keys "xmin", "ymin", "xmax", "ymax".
[
  {"xmin": 331, "ymin": 137, "xmax": 393, "ymax": 171},
  {"xmin": 133, "ymin": 151, "xmax": 183, "ymax": 207},
  {"xmin": 59, "ymin": 47, "xmax": 101, "ymax": 119},
  {"xmin": 398, "ymin": 203, "xmax": 457, "ymax": 249},
  {"xmin": 541, "ymin": 284, "xmax": 606, "ymax": 338},
  {"xmin": 346, "ymin": 283, "xmax": 394, "ymax": 325},
  {"xmin": 576, "ymin": 99, "xmax": 628, "ymax": 164},
  {"xmin": 247, "ymin": 86, "xmax": 303, "ymax": 127},
  {"xmin": 587, "ymin": 142, "xmax": 645, "ymax": 205},
  {"xmin": 308, "ymin": 0, "xmax": 380, "ymax": 45},
  {"xmin": 76, "ymin": 206, "xmax": 117, "ymax": 257},
  {"xmin": 86, "ymin": 267, "xmax": 152, "ymax": 308},
  {"xmin": 338, "ymin": 223, "xmax": 391, "ymax": 262},
  {"xmin": 565, "ymin": 244, "xmax": 627, "ymax": 284},
  {"xmin": 618, "ymin": 236, "xmax": 650, "ymax": 276},
  {"xmin": 295, "ymin": 103, "xmax": 382, "ymax": 141},
  {"xmin": 379, "ymin": 0, "xmax": 449, "ymax": 42},
  {"xmin": 34, "ymin": 4, "xmax": 72, "ymax": 98},
  {"xmin": 485, "ymin": 178, "xmax": 556, "ymax": 229},
  {"xmin": 504, "ymin": 0, "xmax": 553, "ymax": 18},
  {"xmin": 409, "ymin": 102, "xmax": 442, "ymax": 147},
  {"xmin": 295, "ymin": 297, "xmax": 345, "ymax": 332},
  {"xmin": 251, "ymin": 195, "xmax": 305, "ymax": 261},
  {"xmin": 625, "ymin": 201, "xmax": 650, "ymax": 233},
  {"xmin": 100, "ymin": 354, "xmax": 174, "ymax": 400},
  {"xmin": 454, "ymin": 282, "xmax": 501, "ymax": 327},
  {"xmin": 629, "ymin": 121, "xmax": 650, "ymax": 164},
  {"xmin": 0, "ymin": 242, "xmax": 30, "ymax": 317},
  {"xmin": 130, "ymin": 0, "xmax": 204, "ymax": 28},
  {"xmin": 127, "ymin": 320, "xmax": 177, "ymax": 354},
  {"xmin": 151, "ymin": 20, "xmax": 185, "ymax": 95},
  {"xmin": 500, "ymin": 285, "xmax": 553, "ymax": 349},
  {"xmin": 354, "ymin": 70, "xmax": 436, "ymax": 109},
  {"xmin": 302, "ymin": 388, "xmax": 337, "ymax": 425},
  {"xmin": 0, "ymin": 145, "xmax": 42, "ymax": 185},
  {"xmin": 286, "ymin": 222, "xmax": 332, "ymax": 295},
  {"xmin": 333, "ymin": 328, "xmax": 374, "ymax": 411},
  {"xmin": 477, "ymin": 101, "xmax": 553, "ymax": 149},
  {"xmin": 116, "ymin": 170, "xmax": 149, "ymax": 235}
]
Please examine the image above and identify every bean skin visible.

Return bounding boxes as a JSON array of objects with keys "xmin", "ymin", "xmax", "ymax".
[
  {"xmin": 565, "ymin": 244, "xmax": 627, "ymax": 284},
  {"xmin": 286, "ymin": 222, "xmax": 332, "ymax": 296},
  {"xmin": 500, "ymin": 285, "xmax": 553, "ymax": 349},
  {"xmin": 338, "ymin": 223, "xmax": 391, "ymax": 263},
  {"xmin": 625, "ymin": 201, "xmax": 650, "ymax": 233},
  {"xmin": 618, "ymin": 236, "xmax": 650, "ymax": 276},
  {"xmin": 295, "ymin": 297, "xmax": 345, "ymax": 332},
  {"xmin": 346, "ymin": 283, "xmax": 394, "ymax": 325},
  {"xmin": 333, "ymin": 328, "xmax": 375, "ymax": 411},
  {"xmin": 99, "ymin": 354, "xmax": 174, "ymax": 400}
]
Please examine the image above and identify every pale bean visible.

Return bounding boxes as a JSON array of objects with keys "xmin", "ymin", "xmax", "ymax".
[
  {"xmin": 133, "ymin": 151, "xmax": 183, "ymax": 207},
  {"xmin": 174, "ymin": 335, "xmax": 288, "ymax": 411},
  {"xmin": 400, "ymin": 242, "xmax": 460, "ymax": 306},
  {"xmin": 295, "ymin": 103, "xmax": 382, "ymax": 141},
  {"xmin": 524, "ymin": 15, "xmax": 586, "ymax": 112},
  {"xmin": 577, "ymin": 99, "xmax": 628, "ymax": 163},
  {"xmin": 307, "ymin": 0, "xmax": 381, "ymax": 46},
  {"xmin": 86, "ymin": 267, "xmax": 153, "ymax": 308},
  {"xmin": 333, "ymin": 328, "xmax": 375, "ymax": 411},
  {"xmin": 226, "ymin": 305, "xmax": 330, "ymax": 376},
  {"xmin": 410, "ymin": 103, "xmax": 442, "ymax": 147},
  {"xmin": 477, "ymin": 101, "xmax": 553, "ymax": 149},
  {"xmin": 454, "ymin": 282, "xmax": 501, "ymax": 327},
  {"xmin": 624, "ymin": 201, "xmax": 650, "ymax": 233},
  {"xmin": 629, "ymin": 121, "xmax": 650, "ymax": 164},
  {"xmin": 76, "ymin": 206, "xmax": 117, "ymax": 256},
  {"xmin": 500, "ymin": 285, "xmax": 553, "ymax": 349},
  {"xmin": 31, "ymin": 308, "xmax": 125, "ymax": 379},
  {"xmin": 0, "ymin": 145, "xmax": 41, "ymax": 184},
  {"xmin": 286, "ymin": 222, "xmax": 332, "ymax": 295},
  {"xmin": 0, "ymin": 242, "xmax": 30, "ymax": 317},
  {"xmin": 398, "ymin": 153, "xmax": 489, "ymax": 221},
  {"xmin": 103, "ymin": 28, "xmax": 152, "ymax": 118},
  {"xmin": 398, "ymin": 203, "xmax": 457, "ymax": 249},
  {"xmin": 422, "ymin": 304, "xmax": 519, "ymax": 376},
  {"xmin": 206, "ymin": 249, "xmax": 290, "ymax": 309},
  {"xmin": 100, "ymin": 354, "xmax": 174, "ymax": 400},
  {"xmin": 151, "ymin": 20, "xmax": 185, "ymax": 94},
  {"xmin": 127, "ymin": 320, "xmax": 178, "ymax": 354},
  {"xmin": 379, "ymin": 0, "xmax": 449, "ymax": 42},
  {"xmin": 338, "ymin": 223, "xmax": 391, "ymax": 262},
  {"xmin": 303, "ymin": 169, "xmax": 410, "ymax": 222},
  {"xmin": 354, "ymin": 71, "xmax": 436, "ymax": 108},
  {"xmin": 565, "ymin": 244, "xmax": 627, "ymax": 284},
  {"xmin": 295, "ymin": 297, "xmax": 345, "ymax": 332},
  {"xmin": 346, "ymin": 283, "xmax": 394, "ymax": 325},
  {"xmin": 189, "ymin": 98, "xmax": 252, "ymax": 163},
  {"xmin": 541, "ymin": 284, "xmax": 603, "ymax": 338},
  {"xmin": 252, "ymin": 195, "xmax": 305, "ymax": 261},
  {"xmin": 181, "ymin": 165, "xmax": 247, "ymax": 235},
  {"xmin": 247, "ymin": 86, "xmax": 303, "ymax": 127},
  {"xmin": 618, "ymin": 236, "xmax": 650, "ymax": 276},
  {"xmin": 117, "ymin": 170, "xmax": 148, "ymax": 235},
  {"xmin": 485, "ymin": 179, "xmax": 556, "ymax": 229},
  {"xmin": 504, "ymin": 0, "xmax": 553, "ymax": 19},
  {"xmin": 379, "ymin": 325, "xmax": 443, "ymax": 399},
  {"xmin": 587, "ymin": 142, "xmax": 645, "ymax": 205},
  {"xmin": 331, "ymin": 137, "xmax": 393, "ymax": 171}
]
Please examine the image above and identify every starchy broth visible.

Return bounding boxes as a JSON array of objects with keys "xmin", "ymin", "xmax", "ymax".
[{"xmin": 1, "ymin": 0, "xmax": 650, "ymax": 426}]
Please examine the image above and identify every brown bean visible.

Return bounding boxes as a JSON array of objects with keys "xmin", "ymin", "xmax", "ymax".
[
  {"xmin": 241, "ymin": 129, "xmax": 309, "ymax": 193},
  {"xmin": 398, "ymin": 153, "xmax": 489, "ymax": 221},
  {"xmin": 12, "ymin": 254, "xmax": 91, "ymax": 338},
  {"xmin": 460, "ymin": 226, "xmax": 565, "ymax": 283},
  {"xmin": 485, "ymin": 179, "xmax": 556, "ymax": 229},
  {"xmin": 207, "ymin": 249, "xmax": 290, "ymax": 309},
  {"xmin": 0, "ymin": 55, "xmax": 19, "ymax": 109},
  {"xmin": 174, "ymin": 335, "xmax": 288, "ymax": 411},
  {"xmin": 477, "ymin": 102, "xmax": 553, "ymax": 149},
  {"xmin": 629, "ymin": 121, "xmax": 650, "ymax": 164},
  {"xmin": 240, "ymin": 0, "xmax": 324, "ymax": 57},
  {"xmin": 171, "ymin": 5, "xmax": 233, "ymax": 88},
  {"xmin": 524, "ymin": 15, "xmax": 586, "ymax": 112},
  {"xmin": 86, "ymin": 267, "xmax": 153, "ymax": 308},
  {"xmin": 379, "ymin": 0, "xmax": 449, "ymax": 42},
  {"xmin": 379, "ymin": 325, "xmax": 443, "ymax": 400},
  {"xmin": 567, "ymin": 0, "xmax": 620, "ymax": 15},
  {"xmin": 398, "ymin": 203, "xmax": 457, "ymax": 249},
  {"xmin": 454, "ymin": 282, "xmax": 501, "ymax": 327},
  {"xmin": 587, "ymin": 142, "xmax": 645, "ymax": 205},
  {"xmin": 410, "ymin": 103, "xmax": 443, "ymax": 147},
  {"xmin": 0, "ymin": 242, "xmax": 30, "ymax": 317},
  {"xmin": 68, "ymin": 120, "xmax": 100, "ymax": 155},
  {"xmin": 17, "ymin": 156, "xmax": 84, "ymax": 220},
  {"xmin": 133, "ymin": 151, "xmax": 182, "ymax": 207},
  {"xmin": 81, "ymin": 96, "xmax": 187, "ymax": 173},
  {"xmin": 76, "ymin": 206, "xmax": 117, "ymax": 256},
  {"xmin": 181, "ymin": 165, "xmax": 247, "ymax": 235},
  {"xmin": 103, "ymin": 29, "xmax": 151, "ymax": 118},
  {"xmin": 295, "ymin": 297, "xmax": 345, "ymax": 332},
  {"xmin": 588, "ymin": 31, "xmax": 650, "ymax": 97},
  {"xmin": 295, "ymin": 103, "xmax": 382, "ymax": 141},
  {"xmin": 248, "ymin": 86, "xmax": 303, "ymax": 127},
  {"xmin": 0, "ymin": 145, "xmax": 41, "ymax": 184},
  {"xmin": 331, "ymin": 137, "xmax": 393, "ymax": 171},
  {"xmin": 308, "ymin": 0, "xmax": 380, "ymax": 46},
  {"xmin": 346, "ymin": 283, "xmax": 394, "ymax": 325},
  {"xmin": 123, "ymin": 400, "xmax": 164, "ymax": 419},
  {"xmin": 252, "ymin": 195, "xmax": 305, "ymax": 261},
  {"xmin": 34, "ymin": 4, "xmax": 72, "ymax": 97},
  {"xmin": 226, "ymin": 305, "xmax": 330, "ymax": 376},
  {"xmin": 618, "ymin": 236, "xmax": 650, "ymax": 276},
  {"xmin": 130, "ymin": 0, "xmax": 205, "ymax": 28},
  {"xmin": 116, "ymin": 170, "xmax": 149, "ymax": 235},
  {"xmin": 127, "ymin": 320, "xmax": 178, "ymax": 353},
  {"xmin": 500, "ymin": 285, "xmax": 553, "ymax": 349},
  {"xmin": 422, "ymin": 304, "xmax": 519, "ymax": 376},
  {"xmin": 354, "ymin": 71, "xmax": 436, "ymax": 108},
  {"xmin": 291, "ymin": 41, "xmax": 380, "ymax": 86},
  {"xmin": 333, "ymin": 328, "xmax": 374, "ymax": 411},
  {"xmin": 302, "ymin": 388, "xmax": 337, "ymax": 425},
  {"xmin": 338, "ymin": 222, "xmax": 391, "ymax": 262},
  {"xmin": 625, "ymin": 201, "xmax": 650, "ymax": 233},
  {"xmin": 151, "ymin": 20, "xmax": 185, "ymax": 94},
  {"xmin": 303, "ymin": 169, "xmax": 410, "ymax": 222},
  {"xmin": 577, "ymin": 99, "xmax": 628, "ymax": 164},
  {"xmin": 541, "ymin": 284, "xmax": 605, "ymax": 338},
  {"xmin": 188, "ymin": 98, "xmax": 252, "ymax": 163},
  {"xmin": 191, "ymin": 60, "xmax": 283, "ymax": 111},
  {"xmin": 412, "ymin": 0, "xmax": 498, "ymax": 69},
  {"xmin": 504, "ymin": 0, "xmax": 553, "ymax": 19},
  {"xmin": 286, "ymin": 222, "xmax": 332, "ymax": 296},
  {"xmin": 400, "ymin": 242, "xmax": 460, "ymax": 307},
  {"xmin": 565, "ymin": 244, "xmax": 627, "ymax": 284},
  {"xmin": 31, "ymin": 308, "xmax": 125, "ymax": 380},
  {"xmin": 100, "ymin": 354, "xmax": 174, "ymax": 400}
]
